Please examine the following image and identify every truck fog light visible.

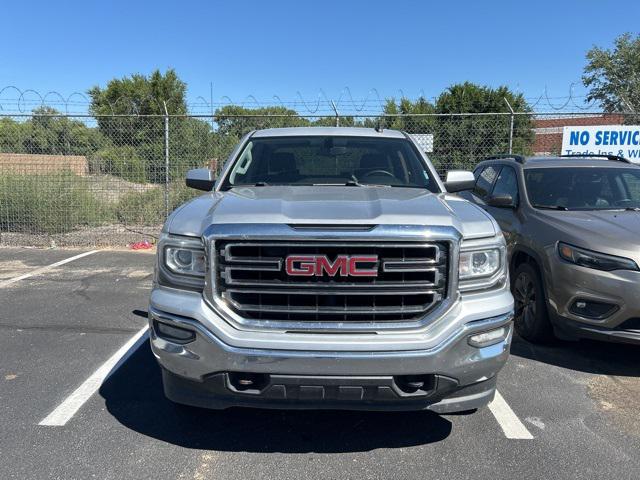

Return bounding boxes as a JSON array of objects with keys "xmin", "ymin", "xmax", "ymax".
[
  {"xmin": 468, "ymin": 326, "xmax": 508, "ymax": 347},
  {"xmin": 154, "ymin": 320, "xmax": 196, "ymax": 344}
]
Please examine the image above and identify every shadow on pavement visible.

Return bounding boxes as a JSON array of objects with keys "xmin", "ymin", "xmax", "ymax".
[
  {"xmin": 510, "ymin": 334, "xmax": 640, "ymax": 377},
  {"xmin": 100, "ymin": 342, "xmax": 452, "ymax": 452}
]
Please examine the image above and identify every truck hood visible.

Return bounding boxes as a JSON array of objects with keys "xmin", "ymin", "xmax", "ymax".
[{"xmin": 166, "ymin": 186, "xmax": 497, "ymax": 239}]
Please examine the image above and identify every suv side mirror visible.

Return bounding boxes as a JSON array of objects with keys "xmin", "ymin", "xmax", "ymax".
[
  {"xmin": 444, "ymin": 170, "xmax": 475, "ymax": 193},
  {"xmin": 186, "ymin": 168, "xmax": 216, "ymax": 191},
  {"xmin": 487, "ymin": 194, "xmax": 516, "ymax": 208}
]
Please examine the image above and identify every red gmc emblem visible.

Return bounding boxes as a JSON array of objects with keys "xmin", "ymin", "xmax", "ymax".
[{"xmin": 285, "ymin": 255, "xmax": 379, "ymax": 277}]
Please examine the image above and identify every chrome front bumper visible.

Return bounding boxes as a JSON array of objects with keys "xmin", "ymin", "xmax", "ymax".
[{"xmin": 148, "ymin": 284, "xmax": 513, "ymax": 412}]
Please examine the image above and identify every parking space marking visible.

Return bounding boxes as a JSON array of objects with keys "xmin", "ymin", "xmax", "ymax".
[
  {"xmin": 488, "ymin": 390, "xmax": 534, "ymax": 439},
  {"xmin": 0, "ymin": 250, "xmax": 99, "ymax": 288},
  {"xmin": 38, "ymin": 326, "xmax": 149, "ymax": 427}
]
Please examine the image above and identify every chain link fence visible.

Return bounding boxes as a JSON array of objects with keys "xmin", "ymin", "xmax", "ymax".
[{"xmin": 0, "ymin": 111, "xmax": 631, "ymax": 246}]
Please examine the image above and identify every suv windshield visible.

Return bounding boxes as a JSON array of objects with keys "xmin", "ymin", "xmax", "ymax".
[
  {"xmin": 222, "ymin": 136, "xmax": 438, "ymax": 191},
  {"xmin": 525, "ymin": 167, "xmax": 640, "ymax": 210}
]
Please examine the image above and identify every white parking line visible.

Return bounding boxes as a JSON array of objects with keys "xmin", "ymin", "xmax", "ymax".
[
  {"xmin": 0, "ymin": 250, "xmax": 99, "ymax": 288},
  {"xmin": 39, "ymin": 326, "xmax": 149, "ymax": 427},
  {"xmin": 488, "ymin": 390, "xmax": 534, "ymax": 439}
]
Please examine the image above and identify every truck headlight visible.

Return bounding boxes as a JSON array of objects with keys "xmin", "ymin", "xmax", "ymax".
[
  {"xmin": 458, "ymin": 235, "xmax": 507, "ymax": 292},
  {"xmin": 558, "ymin": 242, "xmax": 638, "ymax": 272},
  {"xmin": 165, "ymin": 247, "xmax": 206, "ymax": 276},
  {"xmin": 459, "ymin": 249, "xmax": 501, "ymax": 279},
  {"xmin": 157, "ymin": 234, "xmax": 206, "ymax": 291}
]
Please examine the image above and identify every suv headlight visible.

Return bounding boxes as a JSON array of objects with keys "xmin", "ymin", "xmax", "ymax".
[
  {"xmin": 157, "ymin": 234, "xmax": 206, "ymax": 290},
  {"xmin": 558, "ymin": 242, "xmax": 638, "ymax": 272},
  {"xmin": 459, "ymin": 235, "xmax": 507, "ymax": 292}
]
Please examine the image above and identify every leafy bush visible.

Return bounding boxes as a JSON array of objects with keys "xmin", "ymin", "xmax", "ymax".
[
  {"xmin": 0, "ymin": 171, "xmax": 111, "ymax": 234},
  {"xmin": 114, "ymin": 187, "xmax": 164, "ymax": 226},
  {"xmin": 115, "ymin": 181, "xmax": 197, "ymax": 226},
  {"xmin": 0, "ymin": 170, "xmax": 200, "ymax": 234},
  {"xmin": 91, "ymin": 145, "xmax": 147, "ymax": 183}
]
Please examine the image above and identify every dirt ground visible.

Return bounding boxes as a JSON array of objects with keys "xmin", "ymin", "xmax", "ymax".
[
  {"xmin": 0, "ymin": 224, "xmax": 161, "ymax": 248},
  {"xmin": 589, "ymin": 374, "xmax": 640, "ymax": 437},
  {"xmin": 86, "ymin": 174, "xmax": 159, "ymax": 203}
]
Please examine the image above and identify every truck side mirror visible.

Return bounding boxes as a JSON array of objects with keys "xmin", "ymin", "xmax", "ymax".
[
  {"xmin": 186, "ymin": 168, "xmax": 216, "ymax": 191},
  {"xmin": 444, "ymin": 170, "xmax": 475, "ymax": 193},
  {"xmin": 487, "ymin": 194, "xmax": 516, "ymax": 208}
]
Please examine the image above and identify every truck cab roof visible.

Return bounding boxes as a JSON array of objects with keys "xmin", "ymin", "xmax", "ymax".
[{"xmin": 250, "ymin": 127, "xmax": 406, "ymax": 139}]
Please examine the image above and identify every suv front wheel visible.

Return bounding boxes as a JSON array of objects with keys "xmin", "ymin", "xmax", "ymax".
[{"xmin": 512, "ymin": 263, "xmax": 553, "ymax": 342}]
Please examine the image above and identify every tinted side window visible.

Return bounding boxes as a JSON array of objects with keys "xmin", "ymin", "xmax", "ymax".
[
  {"xmin": 492, "ymin": 166, "xmax": 519, "ymax": 203},
  {"xmin": 474, "ymin": 165, "xmax": 501, "ymax": 199},
  {"xmin": 621, "ymin": 172, "xmax": 640, "ymax": 199}
]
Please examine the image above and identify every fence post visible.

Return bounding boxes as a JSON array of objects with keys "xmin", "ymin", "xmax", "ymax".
[
  {"xmin": 330, "ymin": 100, "xmax": 340, "ymax": 127},
  {"xmin": 503, "ymin": 97, "xmax": 515, "ymax": 154},
  {"xmin": 163, "ymin": 102, "xmax": 170, "ymax": 219}
]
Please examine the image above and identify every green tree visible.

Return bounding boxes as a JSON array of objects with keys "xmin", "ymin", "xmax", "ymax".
[
  {"xmin": 89, "ymin": 69, "xmax": 214, "ymax": 182},
  {"xmin": 169, "ymin": 116, "xmax": 217, "ymax": 179},
  {"xmin": 209, "ymin": 105, "xmax": 311, "ymax": 164},
  {"xmin": 0, "ymin": 107, "xmax": 105, "ymax": 156},
  {"xmin": 214, "ymin": 105, "xmax": 310, "ymax": 138},
  {"xmin": 27, "ymin": 107, "xmax": 105, "ymax": 155},
  {"xmin": 433, "ymin": 82, "xmax": 533, "ymax": 171},
  {"xmin": 89, "ymin": 69, "xmax": 187, "ymax": 117},
  {"xmin": 380, "ymin": 85, "xmax": 533, "ymax": 173},
  {"xmin": 309, "ymin": 116, "xmax": 357, "ymax": 127},
  {"xmin": 382, "ymin": 97, "xmax": 436, "ymax": 132},
  {"xmin": 88, "ymin": 69, "xmax": 187, "ymax": 150},
  {"xmin": 583, "ymin": 33, "xmax": 640, "ymax": 113},
  {"xmin": 0, "ymin": 117, "xmax": 27, "ymax": 152}
]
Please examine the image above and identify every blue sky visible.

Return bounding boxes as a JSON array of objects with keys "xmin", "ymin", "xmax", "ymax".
[{"xmin": 1, "ymin": 0, "xmax": 639, "ymax": 112}]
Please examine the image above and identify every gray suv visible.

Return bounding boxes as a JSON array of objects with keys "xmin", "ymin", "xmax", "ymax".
[
  {"xmin": 460, "ymin": 154, "xmax": 640, "ymax": 345},
  {"xmin": 149, "ymin": 127, "xmax": 514, "ymax": 413}
]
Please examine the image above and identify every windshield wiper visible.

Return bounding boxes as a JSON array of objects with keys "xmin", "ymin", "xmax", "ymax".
[
  {"xmin": 589, "ymin": 206, "xmax": 640, "ymax": 211},
  {"xmin": 310, "ymin": 181, "xmax": 390, "ymax": 187},
  {"xmin": 344, "ymin": 175, "xmax": 390, "ymax": 187},
  {"xmin": 229, "ymin": 182, "xmax": 269, "ymax": 187},
  {"xmin": 532, "ymin": 204, "xmax": 569, "ymax": 211},
  {"xmin": 347, "ymin": 180, "xmax": 391, "ymax": 187}
]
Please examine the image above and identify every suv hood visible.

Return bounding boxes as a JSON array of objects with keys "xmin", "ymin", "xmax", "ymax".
[
  {"xmin": 540, "ymin": 209, "xmax": 640, "ymax": 261},
  {"xmin": 166, "ymin": 186, "xmax": 497, "ymax": 239}
]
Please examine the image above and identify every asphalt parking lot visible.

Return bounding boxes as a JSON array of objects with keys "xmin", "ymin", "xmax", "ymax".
[{"xmin": 1, "ymin": 247, "xmax": 639, "ymax": 480}]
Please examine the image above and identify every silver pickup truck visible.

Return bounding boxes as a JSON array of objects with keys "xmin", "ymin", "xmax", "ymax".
[{"xmin": 148, "ymin": 127, "xmax": 514, "ymax": 413}]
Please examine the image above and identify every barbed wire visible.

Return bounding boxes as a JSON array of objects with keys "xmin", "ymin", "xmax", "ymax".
[{"xmin": 0, "ymin": 83, "xmax": 606, "ymax": 116}]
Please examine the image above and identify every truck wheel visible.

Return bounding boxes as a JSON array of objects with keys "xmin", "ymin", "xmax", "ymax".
[{"xmin": 512, "ymin": 263, "xmax": 553, "ymax": 342}]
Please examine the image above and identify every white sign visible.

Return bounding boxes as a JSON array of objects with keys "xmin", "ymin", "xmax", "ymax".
[
  {"xmin": 409, "ymin": 133, "xmax": 433, "ymax": 153},
  {"xmin": 561, "ymin": 125, "xmax": 640, "ymax": 162}
]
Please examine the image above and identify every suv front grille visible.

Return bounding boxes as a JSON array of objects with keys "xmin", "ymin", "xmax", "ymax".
[{"xmin": 213, "ymin": 241, "xmax": 449, "ymax": 323}]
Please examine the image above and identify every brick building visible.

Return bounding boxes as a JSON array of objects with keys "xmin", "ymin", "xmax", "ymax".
[
  {"xmin": 532, "ymin": 114, "xmax": 625, "ymax": 155},
  {"xmin": 0, "ymin": 153, "xmax": 88, "ymax": 176}
]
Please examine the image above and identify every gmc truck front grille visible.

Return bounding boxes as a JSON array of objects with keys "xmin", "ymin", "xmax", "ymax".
[{"xmin": 213, "ymin": 241, "xmax": 449, "ymax": 323}]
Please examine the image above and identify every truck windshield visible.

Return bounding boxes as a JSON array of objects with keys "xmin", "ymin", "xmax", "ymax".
[
  {"xmin": 525, "ymin": 167, "xmax": 640, "ymax": 210},
  {"xmin": 222, "ymin": 136, "xmax": 438, "ymax": 191}
]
